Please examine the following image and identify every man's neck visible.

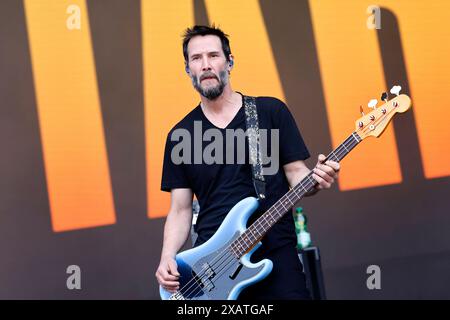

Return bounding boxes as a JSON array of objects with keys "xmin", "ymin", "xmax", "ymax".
[{"xmin": 200, "ymin": 86, "xmax": 240, "ymax": 115}]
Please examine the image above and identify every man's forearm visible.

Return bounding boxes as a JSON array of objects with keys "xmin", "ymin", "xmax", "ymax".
[{"xmin": 161, "ymin": 210, "xmax": 192, "ymax": 258}]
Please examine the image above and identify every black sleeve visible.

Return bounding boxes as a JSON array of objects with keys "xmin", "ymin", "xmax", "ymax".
[
  {"xmin": 275, "ymin": 100, "xmax": 310, "ymax": 165},
  {"xmin": 160, "ymin": 131, "xmax": 191, "ymax": 192}
]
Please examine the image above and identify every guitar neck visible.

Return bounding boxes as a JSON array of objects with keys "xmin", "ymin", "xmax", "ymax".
[{"xmin": 231, "ymin": 132, "xmax": 362, "ymax": 257}]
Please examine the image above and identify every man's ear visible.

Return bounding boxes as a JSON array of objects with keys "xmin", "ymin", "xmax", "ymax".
[
  {"xmin": 185, "ymin": 64, "xmax": 190, "ymax": 74},
  {"xmin": 228, "ymin": 54, "xmax": 235, "ymax": 73},
  {"xmin": 228, "ymin": 54, "xmax": 234, "ymax": 67}
]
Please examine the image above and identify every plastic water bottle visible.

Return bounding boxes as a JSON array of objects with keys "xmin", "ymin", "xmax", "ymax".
[{"xmin": 294, "ymin": 207, "xmax": 311, "ymax": 250}]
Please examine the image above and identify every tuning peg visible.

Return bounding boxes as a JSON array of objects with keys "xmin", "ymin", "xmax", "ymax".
[
  {"xmin": 368, "ymin": 99, "xmax": 378, "ymax": 110},
  {"xmin": 381, "ymin": 92, "xmax": 388, "ymax": 102},
  {"xmin": 360, "ymin": 105, "xmax": 365, "ymax": 116},
  {"xmin": 390, "ymin": 85, "xmax": 402, "ymax": 96}
]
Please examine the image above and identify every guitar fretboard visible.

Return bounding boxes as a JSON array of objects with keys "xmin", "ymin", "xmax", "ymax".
[{"xmin": 230, "ymin": 132, "xmax": 362, "ymax": 257}]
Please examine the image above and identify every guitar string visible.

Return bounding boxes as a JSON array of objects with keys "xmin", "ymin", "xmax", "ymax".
[
  {"xmin": 179, "ymin": 136, "xmax": 361, "ymax": 299},
  {"xmin": 173, "ymin": 135, "xmax": 360, "ymax": 299},
  {"xmin": 173, "ymin": 134, "xmax": 359, "ymax": 299},
  {"xmin": 174, "ymin": 133, "xmax": 359, "ymax": 299},
  {"xmin": 182, "ymin": 136, "xmax": 358, "ymax": 297}
]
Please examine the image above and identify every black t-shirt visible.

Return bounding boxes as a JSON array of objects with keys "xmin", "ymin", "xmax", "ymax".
[{"xmin": 161, "ymin": 93, "xmax": 310, "ymax": 255}]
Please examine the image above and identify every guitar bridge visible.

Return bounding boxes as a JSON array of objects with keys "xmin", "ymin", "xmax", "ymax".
[{"xmin": 193, "ymin": 263, "xmax": 216, "ymax": 292}]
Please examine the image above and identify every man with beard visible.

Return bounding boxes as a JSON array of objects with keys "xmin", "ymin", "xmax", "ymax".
[{"xmin": 155, "ymin": 25, "xmax": 340, "ymax": 300}]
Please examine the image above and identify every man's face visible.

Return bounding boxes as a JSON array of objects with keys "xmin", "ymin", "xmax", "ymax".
[{"xmin": 186, "ymin": 35, "xmax": 230, "ymax": 100}]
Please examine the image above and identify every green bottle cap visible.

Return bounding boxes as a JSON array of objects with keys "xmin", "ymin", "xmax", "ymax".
[{"xmin": 295, "ymin": 207, "xmax": 303, "ymax": 214}]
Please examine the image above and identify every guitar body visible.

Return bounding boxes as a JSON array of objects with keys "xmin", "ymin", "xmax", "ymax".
[{"xmin": 159, "ymin": 197, "xmax": 273, "ymax": 300}]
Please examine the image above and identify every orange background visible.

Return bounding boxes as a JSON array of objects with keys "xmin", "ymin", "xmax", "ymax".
[{"xmin": 22, "ymin": 0, "xmax": 450, "ymax": 231}]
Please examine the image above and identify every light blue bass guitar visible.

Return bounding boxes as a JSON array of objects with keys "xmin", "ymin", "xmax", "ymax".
[{"xmin": 160, "ymin": 90, "xmax": 411, "ymax": 300}]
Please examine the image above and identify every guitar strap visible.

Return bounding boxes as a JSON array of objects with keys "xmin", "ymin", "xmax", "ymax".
[{"xmin": 243, "ymin": 95, "xmax": 266, "ymax": 200}]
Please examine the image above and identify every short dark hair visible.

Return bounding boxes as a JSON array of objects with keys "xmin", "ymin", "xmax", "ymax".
[{"xmin": 182, "ymin": 25, "xmax": 232, "ymax": 63}]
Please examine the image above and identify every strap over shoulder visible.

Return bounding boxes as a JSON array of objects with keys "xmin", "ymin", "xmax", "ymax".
[{"xmin": 243, "ymin": 95, "xmax": 266, "ymax": 200}]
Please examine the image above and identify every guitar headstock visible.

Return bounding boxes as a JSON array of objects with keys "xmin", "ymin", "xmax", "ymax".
[{"xmin": 355, "ymin": 86, "xmax": 411, "ymax": 140}]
